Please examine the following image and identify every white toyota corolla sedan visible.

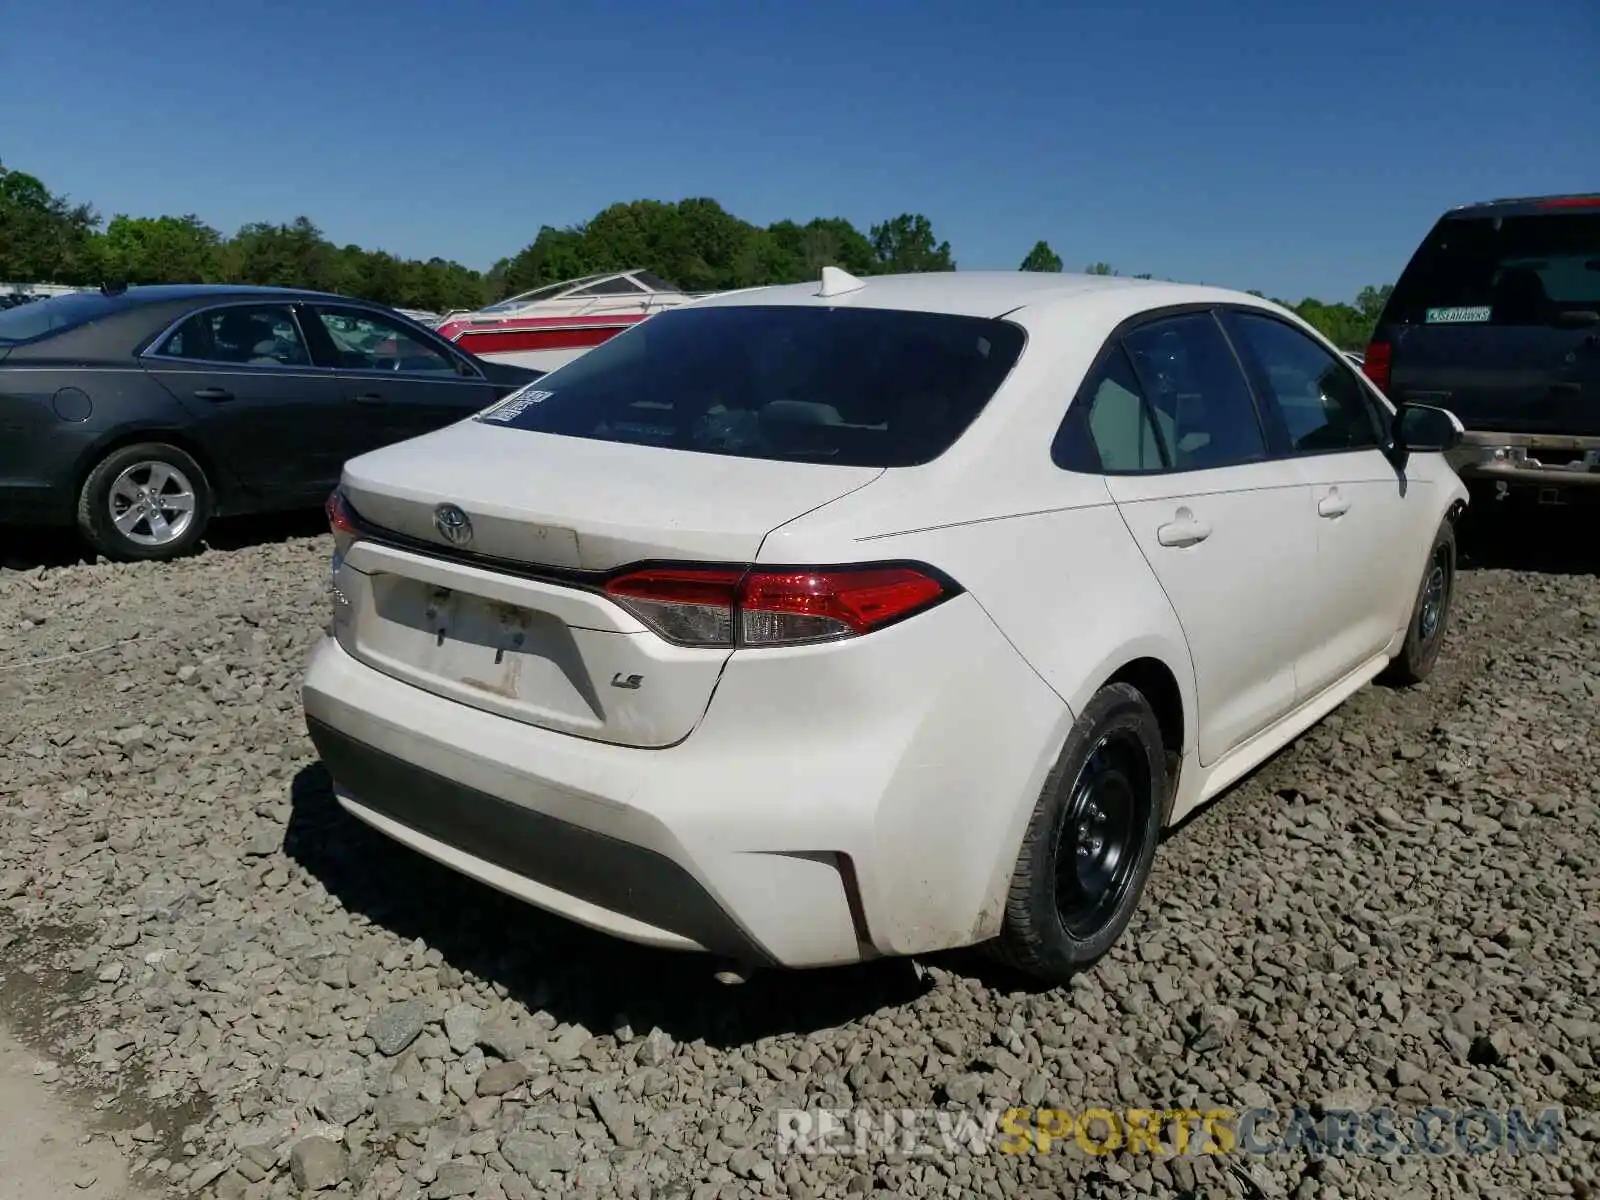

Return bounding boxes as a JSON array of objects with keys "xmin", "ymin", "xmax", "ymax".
[{"xmin": 302, "ymin": 268, "xmax": 1468, "ymax": 984}]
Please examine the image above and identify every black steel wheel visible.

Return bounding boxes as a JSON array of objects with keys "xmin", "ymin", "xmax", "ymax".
[
  {"xmin": 1052, "ymin": 730, "xmax": 1153, "ymax": 941},
  {"xmin": 1382, "ymin": 517, "xmax": 1456, "ymax": 686},
  {"xmin": 992, "ymin": 682, "xmax": 1168, "ymax": 983}
]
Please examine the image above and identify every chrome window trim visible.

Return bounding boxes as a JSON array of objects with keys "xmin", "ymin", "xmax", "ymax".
[{"xmin": 137, "ymin": 297, "xmax": 487, "ymax": 382}]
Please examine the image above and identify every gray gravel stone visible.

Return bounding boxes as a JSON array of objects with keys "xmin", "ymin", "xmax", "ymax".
[
  {"xmin": 369, "ymin": 1000, "xmax": 429, "ymax": 1056},
  {"xmin": 499, "ymin": 1131, "xmax": 575, "ymax": 1182},
  {"xmin": 430, "ymin": 1161, "xmax": 485, "ymax": 1197},
  {"xmin": 445, "ymin": 1004, "xmax": 483, "ymax": 1055},
  {"xmin": 475, "ymin": 1061, "xmax": 528, "ymax": 1097},
  {"xmin": 289, "ymin": 1136, "xmax": 347, "ymax": 1191},
  {"xmin": 0, "ymin": 518, "xmax": 1596, "ymax": 1200}
]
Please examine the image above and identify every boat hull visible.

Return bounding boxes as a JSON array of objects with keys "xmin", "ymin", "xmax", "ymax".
[
  {"xmin": 472, "ymin": 345, "xmax": 595, "ymax": 373},
  {"xmin": 440, "ymin": 313, "xmax": 650, "ymax": 375}
]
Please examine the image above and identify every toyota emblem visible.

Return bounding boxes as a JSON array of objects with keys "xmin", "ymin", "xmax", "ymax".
[{"xmin": 433, "ymin": 503, "xmax": 473, "ymax": 547}]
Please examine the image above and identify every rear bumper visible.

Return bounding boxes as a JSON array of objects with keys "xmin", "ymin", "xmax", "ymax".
[
  {"xmin": 1448, "ymin": 431, "xmax": 1600, "ymax": 489},
  {"xmin": 305, "ymin": 715, "xmax": 774, "ymax": 962},
  {"xmin": 300, "ymin": 593, "xmax": 1070, "ymax": 969}
]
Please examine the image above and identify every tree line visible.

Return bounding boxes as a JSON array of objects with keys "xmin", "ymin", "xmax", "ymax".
[{"xmin": 0, "ymin": 160, "xmax": 1388, "ymax": 347}]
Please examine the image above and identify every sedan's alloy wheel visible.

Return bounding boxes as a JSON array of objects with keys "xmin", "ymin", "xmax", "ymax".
[
  {"xmin": 77, "ymin": 442, "xmax": 214, "ymax": 562},
  {"xmin": 107, "ymin": 460, "xmax": 198, "ymax": 547}
]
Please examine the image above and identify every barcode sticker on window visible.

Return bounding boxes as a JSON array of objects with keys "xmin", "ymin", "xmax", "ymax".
[
  {"xmin": 477, "ymin": 386, "xmax": 554, "ymax": 422},
  {"xmin": 1424, "ymin": 306, "xmax": 1492, "ymax": 324}
]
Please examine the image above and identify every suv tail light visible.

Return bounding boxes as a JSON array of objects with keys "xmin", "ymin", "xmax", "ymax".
[
  {"xmin": 604, "ymin": 564, "xmax": 955, "ymax": 648},
  {"xmin": 1362, "ymin": 340, "xmax": 1392, "ymax": 393}
]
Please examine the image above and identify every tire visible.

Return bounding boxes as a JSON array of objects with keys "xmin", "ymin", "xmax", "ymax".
[
  {"xmin": 1381, "ymin": 517, "xmax": 1456, "ymax": 687},
  {"xmin": 76, "ymin": 442, "xmax": 213, "ymax": 562},
  {"xmin": 990, "ymin": 682, "xmax": 1168, "ymax": 983}
]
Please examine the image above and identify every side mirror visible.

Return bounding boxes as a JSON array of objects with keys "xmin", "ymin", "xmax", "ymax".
[{"xmin": 1393, "ymin": 403, "xmax": 1464, "ymax": 454}]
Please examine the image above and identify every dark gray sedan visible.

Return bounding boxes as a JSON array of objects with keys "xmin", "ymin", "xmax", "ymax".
[{"xmin": 0, "ymin": 284, "xmax": 543, "ymax": 560}]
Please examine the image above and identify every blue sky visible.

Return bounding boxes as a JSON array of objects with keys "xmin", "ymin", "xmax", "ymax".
[{"xmin": 2, "ymin": 0, "xmax": 1594, "ymax": 301}]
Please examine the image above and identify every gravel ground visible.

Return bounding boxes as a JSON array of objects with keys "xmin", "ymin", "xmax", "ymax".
[{"xmin": 0, "ymin": 512, "xmax": 1596, "ymax": 1200}]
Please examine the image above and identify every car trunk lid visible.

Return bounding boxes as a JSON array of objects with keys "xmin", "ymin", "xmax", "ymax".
[{"xmin": 333, "ymin": 419, "xmax": 883, "ymax": 747}]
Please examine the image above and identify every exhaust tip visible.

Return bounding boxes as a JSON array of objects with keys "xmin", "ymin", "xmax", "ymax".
[{"xmin": 711, "ymin": 959, "xmax": 758, "ymax": 985}]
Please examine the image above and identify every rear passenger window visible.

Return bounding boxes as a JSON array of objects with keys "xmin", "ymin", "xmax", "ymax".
[
  {"xmin": 154, "ymin": 304, "xmax": 310, "ymax": 367},
  {"xmin": 1225, "ymin": 312, "xmax": 1383, "ymax": 453},
  {"xmin": 1122, "ymin": 314, "xmax": 1268, "ymax": 471},
  {"xmin": 1080, "ymin": 347, "xmax": 1166, "ymax": 472}
]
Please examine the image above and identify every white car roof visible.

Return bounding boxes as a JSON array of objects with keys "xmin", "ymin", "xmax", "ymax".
[{"xmin": 689, "ymin": 270, "xmax": 1264, "ymax": 321}]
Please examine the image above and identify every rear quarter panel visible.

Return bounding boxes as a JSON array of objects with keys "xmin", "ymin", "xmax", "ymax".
[
  {"xmin": 757, "ymin": 297, "xmax": 1200, "ymax": 748},
  {"xmin": 757, "ymin": 314, "xmax": 1200, "ymax": 940}
]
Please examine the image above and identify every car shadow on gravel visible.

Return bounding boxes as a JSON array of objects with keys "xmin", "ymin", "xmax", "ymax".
[
  {"xmin": 286, "ymin": 765, "xmax": 932, "ymax": 1047},
  {"xmin": 1455, "ymin": 505, "xmax": 1600, "ymax": 575},
  {"xmin": 1, "ymin": 508, "xmax": 328, "ymax": 571}
]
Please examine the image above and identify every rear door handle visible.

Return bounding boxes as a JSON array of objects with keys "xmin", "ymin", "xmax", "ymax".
[
  {"xmin": 1318, "ymin": 490, "xmax": 1351, "ymax": 518},
  {"xmin": 355, "ymin": 392, "xmax": 384, "ymax": 404},
  {"xmin": 193, "ymin": 387, "xmax": 234, "ymax": 402},
  {"xmin": 1551, "ymin": 382, "xmax": 1582, "ymax": 394},
  {"xmin": 1156, "ymin": 515, "xmax": 1212, "ymax": 547}
]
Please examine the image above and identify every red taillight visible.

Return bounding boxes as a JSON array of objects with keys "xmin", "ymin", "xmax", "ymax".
[
  {"xmin": 325, "ymin": 489, "xmax": 359, "ymax": 536},
  {"xmin": 603, "ymin": 564, "xmax": 953, "ymax": 648},
  {"xmin": 1362, "ymin": 340, "xmax": 1392, "ymax": 393},
  {"xmin": 741, "ymin": 568, "xmax": 948, "ymax": 643},
  {"xmin": 1537, "ymin": 196, "xmax": 1600, "ymax": 209}
]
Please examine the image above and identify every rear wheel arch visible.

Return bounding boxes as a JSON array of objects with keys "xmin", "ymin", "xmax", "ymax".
[
  {"xmin": 72, "ymin": 426, "xmax": 234, "ymax": 516},
  {"xmin": 1063, "ymin": 640, "xmax": 1195, "ymax": 817},
  {"xmin": 1102, "ymin": 656, "xmax": 1186, "ymax": 817}
]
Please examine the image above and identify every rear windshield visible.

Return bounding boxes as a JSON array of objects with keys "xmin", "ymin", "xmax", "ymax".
[
  {"xmin": 475, "ymin": 304, "xmax": 1027, "ymax": 467},
  {"xmin": 0, "ymin": 291, "xmax": 125, "ymax": 343},
  {"xmin": 1385, "ymin": 212, "xmax": 1600, "ymax": 327}
]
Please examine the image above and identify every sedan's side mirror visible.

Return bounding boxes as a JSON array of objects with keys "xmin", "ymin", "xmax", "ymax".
[{"xmin": 1394, "ymin": 403, "xmax": 1465, "ymax": 454}]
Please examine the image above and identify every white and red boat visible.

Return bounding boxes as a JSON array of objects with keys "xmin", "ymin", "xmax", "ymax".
[{"xmin": 434, "ymin": 269, "xmax": 707, "ymax": 373}]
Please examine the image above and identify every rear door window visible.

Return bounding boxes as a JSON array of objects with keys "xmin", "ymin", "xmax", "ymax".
[
  {"xmin": 1120, "ymin": 313, "xmax": 1269, "ymax": 470},
  {"xmin": 152, "ymin": 304, "xmax": 310, "ymax": 367},
  {"xmin": 1054, "ymin": 345, "xmax": 1169, "ymax": 473},
  {"xmin": 1386, "ymin": 213, "xmax": 1600, "ymax": 328},
  {"xmin": 475, "ymin": 304, "xmax": 1027, "ymax": 468}
]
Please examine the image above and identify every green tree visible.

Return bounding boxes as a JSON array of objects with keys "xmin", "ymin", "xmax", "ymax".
[
  {"xmin": 1355, "ymin": 283, "xmax": 1393, "ymax": 324},
  {"xmin": 98, "ymin": 214, "xmax": 221, "ymax": 284},
  {"xmin": 869, "ymin": 213, "xmax": 955, "ymax": 273},
  {"xmin": 1019, "ymin": 241, "xmax": 1062, "ymax": 272},
  {"xmin": 1291, "ymin": 298, "xmax": 1370, "ymax": 350},
  {"xmin": 220, "ymin": 217, "xmax": 341, "ymax": 291},
  {"xmin": 0, "ymin": 161, "xmax": 101, "ymax": 284},
  {"xmin": 764, "ymin": 217, "xmax": 876, "ymax": 283},
  {"xmin": 498, "ymin": 224, "xmax": 600, "ymax": 294},
  {"xmin": 0, "ymin": 158, "xmax": 1406, "ymax": 336}
]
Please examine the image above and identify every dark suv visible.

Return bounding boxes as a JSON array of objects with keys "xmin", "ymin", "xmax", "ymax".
[{"xmin": 1363, "ymin": 193, "xmax": 1600, "ymax": 508}]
